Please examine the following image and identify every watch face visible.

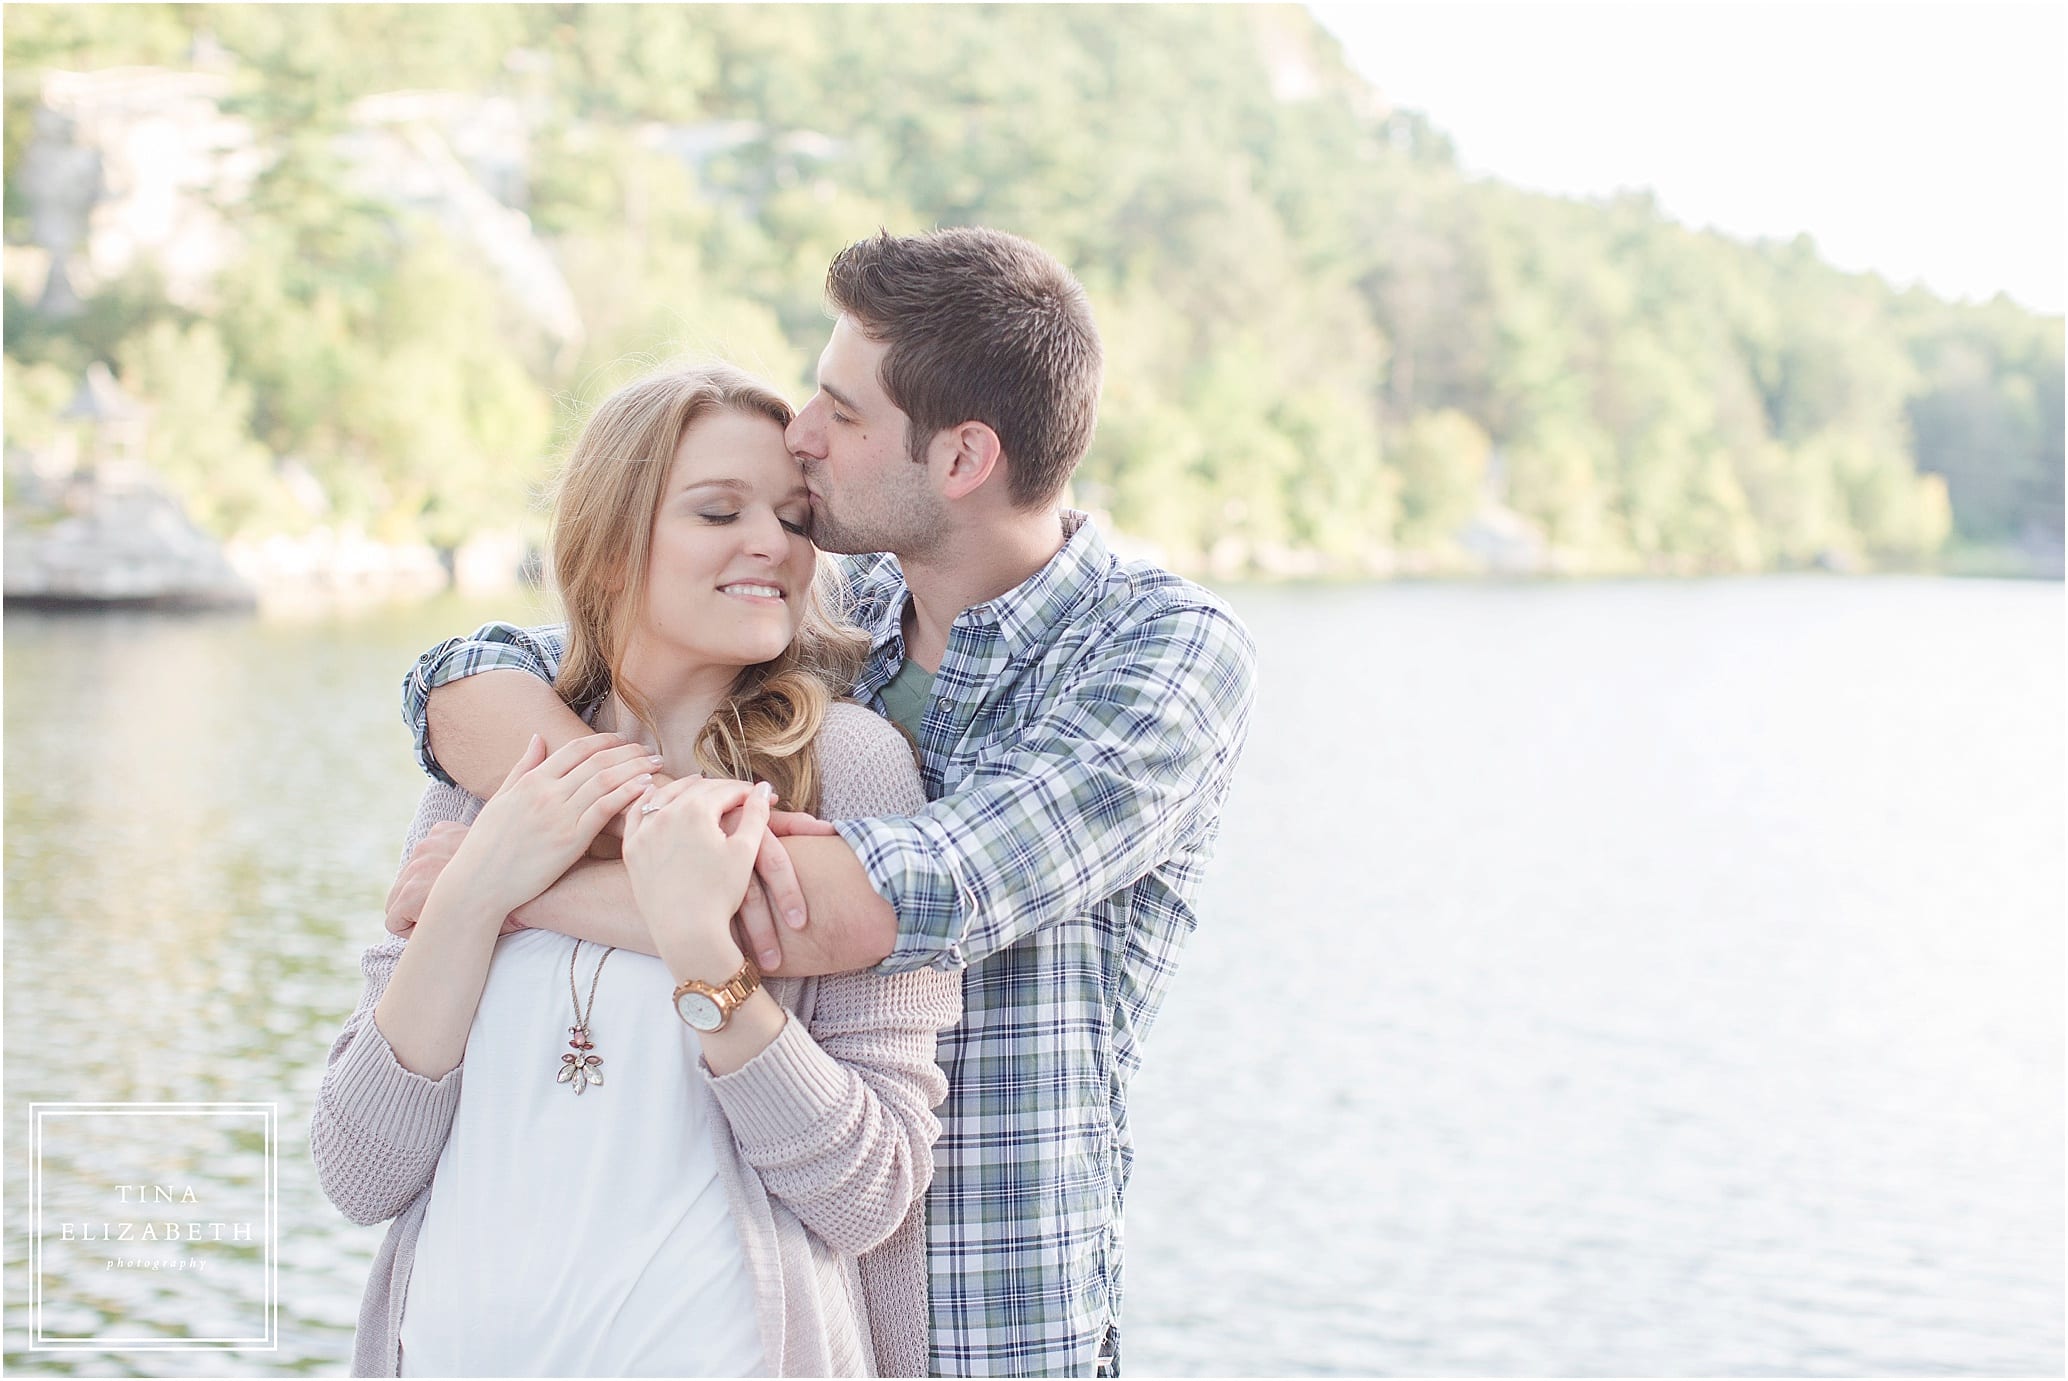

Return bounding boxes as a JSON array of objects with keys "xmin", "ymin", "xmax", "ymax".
[{"xmin": 675, "ymin": 989, "xmax": 724, "ymax": 1032}]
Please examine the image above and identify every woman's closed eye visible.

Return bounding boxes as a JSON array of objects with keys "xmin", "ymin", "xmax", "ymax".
[{"xmin": 700, "ymin": 509, "xmax": 810, "ymax": 537}]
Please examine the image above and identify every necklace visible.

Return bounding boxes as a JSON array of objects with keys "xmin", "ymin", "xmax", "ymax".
[{"xmin": 557, "ymin": 940, "xmax": 616, "ymax": 1095}]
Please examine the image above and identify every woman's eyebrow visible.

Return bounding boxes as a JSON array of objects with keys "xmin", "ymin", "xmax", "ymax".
[{"xmin": 680, "ymin": 478, "xmax": 810, "ymax": 500}]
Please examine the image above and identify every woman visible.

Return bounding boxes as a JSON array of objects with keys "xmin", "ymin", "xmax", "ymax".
[{"xmin": 311, "ymin": 364, "xmax": 960, "ymax": 1377}]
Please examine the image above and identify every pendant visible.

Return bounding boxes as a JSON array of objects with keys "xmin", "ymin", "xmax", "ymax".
[{"xmin": 556, "ymin": 1023, "xmax": 605, "ymax": 1094}]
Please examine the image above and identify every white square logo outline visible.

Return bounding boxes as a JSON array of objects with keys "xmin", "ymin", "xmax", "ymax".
[{"xmin": 30, "ymin": 1101, "xmax": 279, "ymax": 1351}]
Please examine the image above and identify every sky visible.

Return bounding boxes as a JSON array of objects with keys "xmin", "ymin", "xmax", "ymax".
[{"xmin": 1307, "ymin": 1, "xmax": 2065, "ymax": 315}]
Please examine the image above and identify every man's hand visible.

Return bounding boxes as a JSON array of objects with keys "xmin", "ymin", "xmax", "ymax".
[
  {"xmin": 384, "ymin": 821, "xmax": 524, "ymax": 938},
  {"xmin": 733, "ymin": 809, "xmax": 838, "ymax": 969},
  {"xmin": 769, "ymin": 809, "xmax": 838, "ymax": 841}
]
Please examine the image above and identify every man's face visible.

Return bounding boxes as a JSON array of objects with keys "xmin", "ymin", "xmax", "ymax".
[{"xmin": 786, "ymin": 314, "xmax": 946, "ymax": 557}]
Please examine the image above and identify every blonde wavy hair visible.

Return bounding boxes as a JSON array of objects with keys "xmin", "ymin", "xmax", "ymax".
[{"xmin": 547, "ymin": 363, "xmax": 869, "ymax": 815}]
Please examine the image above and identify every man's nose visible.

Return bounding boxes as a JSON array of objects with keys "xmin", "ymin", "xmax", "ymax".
[{"xmin": 785, "ymin": 408, "xmax": 823, "ymax": 459}]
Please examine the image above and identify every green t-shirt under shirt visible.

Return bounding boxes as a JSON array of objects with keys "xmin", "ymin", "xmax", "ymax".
[{"xmin": 876, "ymin": 656, "xmax": 934, "ymax": 741}]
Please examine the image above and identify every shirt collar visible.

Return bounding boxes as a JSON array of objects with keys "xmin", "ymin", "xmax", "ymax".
[
  {"xmin": 969, "ymin": 509, "xmax": 1108, "ymax": 659},
  {"xmin": 849, "ymin": 510, "xmax": 1111, "ymax": 666}
]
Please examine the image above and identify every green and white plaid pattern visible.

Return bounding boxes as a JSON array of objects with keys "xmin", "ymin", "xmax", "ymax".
[{"xmin": 401, "ymin": 513, "xmax": 1258, "ymax": 1376}]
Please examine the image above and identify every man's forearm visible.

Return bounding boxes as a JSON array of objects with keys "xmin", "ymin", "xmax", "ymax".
[
  {"xmin": 764, "ymin": 836, "xmax": 899, "ymax": 976},
  {"xmin": 427, "ymin": 667, "xmax": 902, "ymax": 973},
  {"xmin": 513, "ymin": 858, "xmax": 659, "ymax": 955},
  {"xmin": 516, "ymin": 840, "xmax": 898, "ymax": 976},
  {"xmin": 427, "ymin": 670, "xmax": 596, "ymax": 799}
]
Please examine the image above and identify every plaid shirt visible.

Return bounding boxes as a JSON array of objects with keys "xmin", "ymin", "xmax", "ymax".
[{"xmin": 401, "ymin": 512, "xmax": 1257, "ymax": 1376}]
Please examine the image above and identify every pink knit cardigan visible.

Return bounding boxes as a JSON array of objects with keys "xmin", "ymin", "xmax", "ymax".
[{"xmin": 310, "ymin": 702, "xmax": 960, "ymax": 1376}]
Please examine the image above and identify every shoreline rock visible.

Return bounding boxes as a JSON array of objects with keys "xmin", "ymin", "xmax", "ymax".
[{"xmin": 4, "ymin": 476, "xmax": 256, "ymax": 611}]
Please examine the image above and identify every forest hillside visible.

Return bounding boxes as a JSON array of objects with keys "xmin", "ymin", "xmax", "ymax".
[{"xmin": 5, "ymin": 5, "xmax": 2061, "ymax": 579}]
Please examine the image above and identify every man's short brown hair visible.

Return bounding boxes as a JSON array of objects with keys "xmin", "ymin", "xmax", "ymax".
[{"xmin": 826, "ymin": 227, "xmax": 1102, "ymax": 510}]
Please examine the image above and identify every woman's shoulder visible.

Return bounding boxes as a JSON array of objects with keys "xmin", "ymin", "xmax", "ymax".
[
  {"xmin": 813, "ymin": 701, "xmax": 924, "ymax": 822},
  {"xmin": 817, "ymin": 698, "xmax": 905, "ymax": 750}
]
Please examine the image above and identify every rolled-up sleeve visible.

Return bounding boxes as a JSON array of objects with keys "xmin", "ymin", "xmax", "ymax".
[
  {"xmin": 400, "ymin": 621, "xmax": 569, "ymax": 782},
  {"xmin": 836, "ymin": 596, "xmax": 1257, "ymax": 973}
]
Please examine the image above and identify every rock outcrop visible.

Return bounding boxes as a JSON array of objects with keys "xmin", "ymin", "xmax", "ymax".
[{"xmin": 5, "ymin": 479, "xmax": 257, "ymax": 610}]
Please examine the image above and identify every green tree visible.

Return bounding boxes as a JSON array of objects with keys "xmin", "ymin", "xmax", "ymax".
[
  {"xmin": 1390, "ymin": 409, "xmax": 1490, "ymax": 547},
  {"xmin": 114, "ymin": 319, "xmax": 283, "ymax": 533},
  {"xmin": 5, "ymin": 3, "xmax": 2056, "ymax": 574}
]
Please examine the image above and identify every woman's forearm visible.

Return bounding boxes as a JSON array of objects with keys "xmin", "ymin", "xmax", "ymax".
[
  {"xmin": 373, "ymin": 866, "xmax": 509, "ymax": 1078},
  {"xmin": 650, "ymin": 926, "xmax": 789, "ymax": 1075},
  {"xmin": 310, "ymin": 938, "xmax": 465, "ymax": 1225}
]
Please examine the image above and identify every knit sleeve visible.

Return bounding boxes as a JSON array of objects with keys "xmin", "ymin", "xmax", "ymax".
[
  {"xmin": 704, "ymin": 702, "xmax": 960, "ymax": 1261},
  {"xmin": 308, "ymin": 784, "xmax": 480, "ymax": 1226},
  {"xmin": 400, "ymin": 779, "xmax": 484, "ymax": 855}
]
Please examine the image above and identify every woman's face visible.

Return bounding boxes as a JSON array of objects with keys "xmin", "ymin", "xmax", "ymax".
[{"xmin": 634, "ymin": 407, "xmax": 816, "ymax": 672}]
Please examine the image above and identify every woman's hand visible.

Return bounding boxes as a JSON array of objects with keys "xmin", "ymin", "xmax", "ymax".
[
  {"xmin": 621, "ymin": 776, "xmax": 772, "ymax": 961},
  {"xmin": 440, "ymin": 733, "xmax": 659, "ymax": 922},
  {"xmin": 386, "ymin": 823, "xmax": 530, "ymax": 938}
]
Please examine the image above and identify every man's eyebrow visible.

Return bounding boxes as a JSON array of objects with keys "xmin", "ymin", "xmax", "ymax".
[{"xmin": 819, "ymin": 381, "xmax": 863, "ymax": 414}]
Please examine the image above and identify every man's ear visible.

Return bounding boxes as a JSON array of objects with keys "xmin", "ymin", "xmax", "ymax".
[{"xmin": 934, "ymin": 421, "xmax": 1005, "ymax": 501}]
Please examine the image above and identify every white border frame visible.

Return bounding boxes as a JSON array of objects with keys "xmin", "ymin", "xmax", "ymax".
[{"xmin": 29, "ymin": 1101, "xmax": 279, "ymax": 1352}]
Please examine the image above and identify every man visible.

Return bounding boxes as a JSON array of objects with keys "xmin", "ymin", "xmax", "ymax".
[{"xmin": 395, "ymin": 227, "xmax": 1256, "ymax": 1376}]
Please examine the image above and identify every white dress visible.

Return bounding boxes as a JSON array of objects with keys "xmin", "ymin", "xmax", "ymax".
[{"xmin": 398, "ymin": 930, "xmax": 764, "ymax": 1377}]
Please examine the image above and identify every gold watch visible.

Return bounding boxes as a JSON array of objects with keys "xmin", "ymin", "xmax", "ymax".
[{"xmin": 671, "ymin": 955, "xmax": 761, "ymax": 1033}]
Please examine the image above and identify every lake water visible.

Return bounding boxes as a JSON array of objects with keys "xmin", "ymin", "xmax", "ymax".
[{"xmin": 4, "ymin": 578, "xmax": 2061, "ymax": 1376}]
